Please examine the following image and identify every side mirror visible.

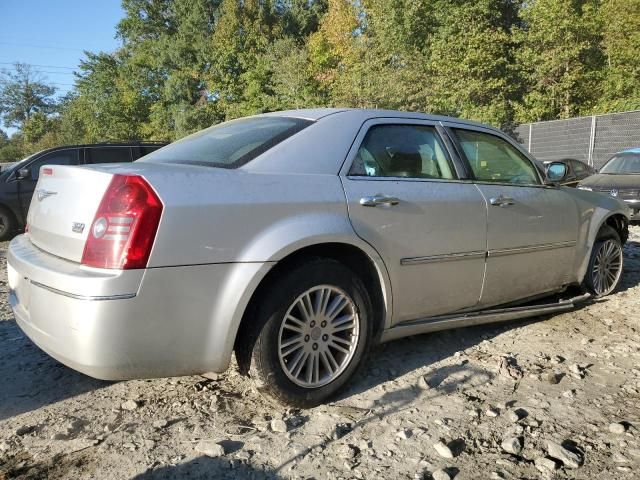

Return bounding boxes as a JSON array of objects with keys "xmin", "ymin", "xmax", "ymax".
[
  {"xmin": 545, "ymin": 161, "xmax": 568, "ymax": 184},
  {"xmin": 16, "ymin": 168, "xmax": 31, "ymax": 180}
]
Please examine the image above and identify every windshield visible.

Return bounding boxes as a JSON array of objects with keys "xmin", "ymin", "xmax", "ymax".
[
  {"xmin": 600, "ymin": 153, "xmax": 640, "ymax": 174},
  {"xmin": 141, "ymin": 116, "xmax": 313, "ymax": 168}
]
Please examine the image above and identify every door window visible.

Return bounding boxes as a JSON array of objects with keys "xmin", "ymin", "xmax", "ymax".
[
  {"xmin": 28, "ymin": 149, "xmax": 79, "ymax": 180},
  {"xmin": 86, "ymin": 147, "xmax": 133, "ymax": 164},
  {"xmin": 571, "ymin": 160, "xmax": 587, "ymax": 175},
  {"xmin": 453, "ymin": 129, "xmax": 540, "ymax": 185},
  {"xmin": 349, "ymin": 124, "xmax": 454, "ymax": 179}
]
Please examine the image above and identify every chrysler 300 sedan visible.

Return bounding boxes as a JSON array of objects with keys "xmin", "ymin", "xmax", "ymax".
[{"xmin": 7, "ymin": 109, "xmax": 630, "ymax": 406}]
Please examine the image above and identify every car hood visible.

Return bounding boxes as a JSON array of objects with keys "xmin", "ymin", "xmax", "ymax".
[{"xmin": 579, "ymin": 174, "xmax": 640, "ymax": 188}]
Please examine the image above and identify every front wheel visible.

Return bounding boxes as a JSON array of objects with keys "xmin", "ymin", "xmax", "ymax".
[
  {"xmin": 583, "ymin": 226, "xmax": 623, "ymax": 297},
  {"xmin": 248, "ymin": 259, "xmax": 373, "ymax": 407}
]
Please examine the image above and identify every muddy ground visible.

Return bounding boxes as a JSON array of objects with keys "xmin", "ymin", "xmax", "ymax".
[{"xmin": 1, "ymin": 227, "xmax": 639, "ymax": 480}]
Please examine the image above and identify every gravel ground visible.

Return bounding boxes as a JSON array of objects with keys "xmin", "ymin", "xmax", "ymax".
[{"xmin": 1, "ymin": 227, "xmax": 639, "ymax": 480}]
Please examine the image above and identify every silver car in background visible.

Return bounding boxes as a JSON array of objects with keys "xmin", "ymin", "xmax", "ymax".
[{"xmin": 7, "ymin": 109, "xmax": 630, "ymax": 407}]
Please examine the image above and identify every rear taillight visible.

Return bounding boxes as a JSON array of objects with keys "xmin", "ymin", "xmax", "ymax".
[{"xmin": 81, "ymin": 175, "xmax": 163, "ymax": 269}]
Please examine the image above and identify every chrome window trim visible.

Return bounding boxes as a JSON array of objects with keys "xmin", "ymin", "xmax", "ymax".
[{"xmin": 30, "ymin": 280, "xmax": 136, "ymax": 301}]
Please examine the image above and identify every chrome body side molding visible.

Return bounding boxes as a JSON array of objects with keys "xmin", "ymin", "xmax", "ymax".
[
  {"xmin": 400, "ymin": 251, "xmax": 486, "ymax": 266},
  {"xmin": 487, "ymin": 240, "xmax": 577, "ymax": 258},
  {"xmin": 400, "ymin": 241, "xmax": 577, "ymax": 266},
  {"xmin": 380, "ymin": 293, "xmax": 591, "ymax": 343},
  {"xmin": 29, "ymin": 280, "xmax": 137, "ymax": 301}
]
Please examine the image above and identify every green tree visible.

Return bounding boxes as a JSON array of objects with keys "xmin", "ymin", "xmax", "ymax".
[
  {"xmin": 596, "ymin": 0, "xmax": 640, "ymax": 112},
  {"xmin": 0, "ymin": 130, "xmax": 24, "ymax": 163},
  {"xmin": 0, "ymin": 63, "xmax": 57, "ymax": 129},
  {"xmin": 515, "ymin": 0, "xmax": 603, "ymax": 122},
  {"xmin": 425, "ymin": 0, "xmax": 523, "ymax": 128}
]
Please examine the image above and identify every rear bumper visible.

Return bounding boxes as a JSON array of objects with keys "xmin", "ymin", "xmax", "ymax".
[{"xmin": 8, "ymin": 234, "xmax": 270, "ymax": 380}]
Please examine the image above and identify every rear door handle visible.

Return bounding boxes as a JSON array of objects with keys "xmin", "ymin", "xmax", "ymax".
[
  {"xmin": 360, "ymin": 194, "xmax": 401, "ymax": 207},
  {"xmin": 489, "ymin": 195, "xmax": 515, "ymax": 207}
]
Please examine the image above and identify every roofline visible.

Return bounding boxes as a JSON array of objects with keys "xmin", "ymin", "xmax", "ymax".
[{"xmin": 25, "ymin": 141, "xmax": 168, "ymax": 158}]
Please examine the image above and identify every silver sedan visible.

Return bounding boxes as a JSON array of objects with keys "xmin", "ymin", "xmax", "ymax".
[{"xmin": 7, "ymin": 109, "xmax": 630, "ymax": 407}]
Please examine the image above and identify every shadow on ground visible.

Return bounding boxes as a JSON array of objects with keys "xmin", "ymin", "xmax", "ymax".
[
  {"xmin": 132, "ymin": 456, "xmax": 281, "ymax": 480},
  {"xmin": 0, "ymin": 318, "xmax": 110, "ymax": 421}
]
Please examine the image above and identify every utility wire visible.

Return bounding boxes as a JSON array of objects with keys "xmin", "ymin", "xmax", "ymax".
[
  {"xmin": 0, "ymin": 41, "xmax": 85, "ymax": 52},
  {"xmin": 0, "ymin": 61, "xmax": 76, "ymax": 70}
]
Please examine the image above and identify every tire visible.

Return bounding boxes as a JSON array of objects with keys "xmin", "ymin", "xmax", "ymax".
[
  {"xmin": 583, "ymin": 225, "xmax": 623, "ymax": 297},
  {"xmin": 0, "ymin": 206, "xmax": 16, "ymax": 242},
  {"xmin": 247, "ymin": 259, "xmax": 373, "ymax": 408}
]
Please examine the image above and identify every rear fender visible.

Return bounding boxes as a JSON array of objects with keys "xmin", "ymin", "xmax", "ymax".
[{"xmin": 212, "ymin": 212, "xmax": 393, "ymax": 371}]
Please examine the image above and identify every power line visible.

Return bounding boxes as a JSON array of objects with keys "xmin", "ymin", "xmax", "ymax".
[
  {"xmin": 0, "ymin": 61, "xmax": 76, "ymax": 70},
  {"xmin": 0, "ymin": 41, "xmax": 85, "ymax": 52},
  {"xmin": 3, "ymin": 69, "xmax": 76, "ymax": 76}
]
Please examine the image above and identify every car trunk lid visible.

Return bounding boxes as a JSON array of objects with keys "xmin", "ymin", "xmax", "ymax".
[{"xmin": 27, "ymin": 165, "xmax": 114, "ymax": 263}]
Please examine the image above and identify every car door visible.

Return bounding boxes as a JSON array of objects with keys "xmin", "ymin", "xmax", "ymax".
[
  {"xmin": 446, "ymin": 125, "xmax": 579, "ymax": 307},
  {"xmin": 340, "ymin": 119, "xmax": 488, "ymax": 323},
  {"xmin": 17, "ymin": 148, "xmax": 80, "ymax": 219}
]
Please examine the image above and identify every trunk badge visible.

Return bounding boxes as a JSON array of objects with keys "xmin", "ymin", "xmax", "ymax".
[
  {"xmin": 610, "ymin": 189, "xmax": 619, "ymax": 197},
  {"xmin": 72, "ymin": 222, "xmax": 85, "ymax": 234},
  {"xmin": 36, "ymin": 189, "xmax": 57, "ymax": 201}
]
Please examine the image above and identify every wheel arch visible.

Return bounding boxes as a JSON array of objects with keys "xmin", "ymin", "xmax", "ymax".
[
  {"xmin": 603, "ymin": 213, "xmax": 629, "ymax": 244},
  {"xmin": 233, "ymin": 240, "xmax": 392, "ymax": 374},
  {"xmin": 576, "ymin": 210, "xmax": 629, "ymax": 284}
]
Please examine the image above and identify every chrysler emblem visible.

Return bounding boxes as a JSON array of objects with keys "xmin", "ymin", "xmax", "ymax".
[
  {"xmin": 610, "ymin": 189, "xmax": 619, "ymax": 197},
  {"xmin": 36, "ymin": 189, "xmax": 57, "ymax": 201}
]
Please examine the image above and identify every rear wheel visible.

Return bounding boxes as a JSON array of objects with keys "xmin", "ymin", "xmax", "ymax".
[
  {"xmin": 247, "ymin": 259, "xmax": 372, "ymax": 407},
  {"xmin": 583, "ymin": 226, "xmax": 623, "ymax": 297},
  {"xmin": 0, "ymin": 206, "xmax": 16, "ymax": 242}
]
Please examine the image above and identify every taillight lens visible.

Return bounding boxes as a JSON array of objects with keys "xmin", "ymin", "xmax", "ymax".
[{"xmin": 81, "ymin": 175, "xmax": 163, "ymax": 269}]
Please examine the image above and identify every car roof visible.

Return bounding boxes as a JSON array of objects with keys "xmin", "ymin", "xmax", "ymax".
[
  {"xmin": 259, "ymin": 108, "xmax": 496, "ymax": 131},
  {"xmin": 618, "ymin": 147, "xmax": 640, "ymax": 154}
]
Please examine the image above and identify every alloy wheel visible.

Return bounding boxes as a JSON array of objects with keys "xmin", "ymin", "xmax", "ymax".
[
  {"xmin": 278, "ymin": 285, "xmax": 360, "ymax": 388},
  {"xmin": 591, "ymin": 239, "xmax": 623, "ymax": 296}
]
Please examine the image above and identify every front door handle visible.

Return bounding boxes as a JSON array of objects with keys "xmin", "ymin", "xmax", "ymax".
[
  {"xmin": 489, "ymin": 195, "xmax": 515, "ymax": 207},
  {"xmin": 360, "ymin": 194, "xmax": 401, "ymax": 207}
]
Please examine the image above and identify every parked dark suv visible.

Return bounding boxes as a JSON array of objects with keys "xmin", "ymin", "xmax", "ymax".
[{"xmin": 0, "ymin": 142, "xmax": 166, "ymax": 240}]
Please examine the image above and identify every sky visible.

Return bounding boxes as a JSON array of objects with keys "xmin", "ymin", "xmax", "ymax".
[{"xmin": 0, "ymin": 0, "xmax": 125, "ymax": 134}]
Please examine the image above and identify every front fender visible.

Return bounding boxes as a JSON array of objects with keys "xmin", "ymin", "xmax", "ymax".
[{"xmin": 568, "ymin": 188, "xmax": 630, "ymax": 283}]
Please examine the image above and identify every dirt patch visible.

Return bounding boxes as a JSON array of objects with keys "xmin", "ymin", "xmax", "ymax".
[{"xmin": 1, "ymin": 227, "xmax": 639, "ymax": 479}]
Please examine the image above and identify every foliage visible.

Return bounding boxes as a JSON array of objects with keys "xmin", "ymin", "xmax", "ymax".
[
  {"xmin": 1, "ymin": 0, "xmax": 640, "ymax": 153},
  {"xmin": 0, "ymin": 63, "xmax": 57, "ymax": 130}
]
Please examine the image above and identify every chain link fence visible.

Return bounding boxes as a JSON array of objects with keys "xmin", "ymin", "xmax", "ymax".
[{"xmin": 515, "ymin": 110, "xmax": 640, "ymax": 169}]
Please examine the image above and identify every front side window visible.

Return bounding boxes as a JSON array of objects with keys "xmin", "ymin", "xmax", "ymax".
[
  {"xmin": 142, "ymin": 117, "xmax": 313, "ymax": 169},
  {"xmin": 29, "ymin": 149, "xmax": 79, "ymax": 180},
  {"xmin": 86, "ymin": 147, "xmax": 132, "ymax": 164},
  {"xmin": 454, "ymin": 129, "xmax": 540, "ymax": 185},
  {"xmin": 349, "ymin": 124, "xmax": 454, "ymax": 179}
]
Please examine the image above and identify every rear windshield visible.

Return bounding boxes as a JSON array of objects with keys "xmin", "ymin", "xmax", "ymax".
[
  {"xmin": 141, "ymin": 116, "xmax": 313, "ymax": 168},
  {"xmin": 600, "ymin": 153, "xmax": 640, "ymax": 174}
]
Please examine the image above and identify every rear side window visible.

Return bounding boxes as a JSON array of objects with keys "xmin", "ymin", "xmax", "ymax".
[
  {"xmin": 453, "ymin": 129, "xmax": 540, "ymax": 185},
  {"xmin": 29, "ymin": 149, "xmax": 79, "ymax": 180},
  {"xmin": 142, "ymin": 117, "xmax": 313, "ymax": 169},
  {"xmin": 86, "ymin": 147, "xmax": 133, "ymax": 164},
  {"xmin": 349, "ymin": 124, "xmax": 454, "ymax": 179}
]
